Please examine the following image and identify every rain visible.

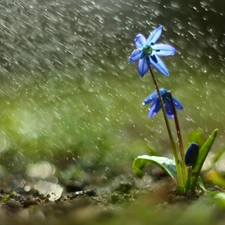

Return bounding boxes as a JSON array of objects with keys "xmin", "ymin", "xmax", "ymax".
[{"xmin": 0, "ymin": 0, "xmax": 224, "ymax": 195}]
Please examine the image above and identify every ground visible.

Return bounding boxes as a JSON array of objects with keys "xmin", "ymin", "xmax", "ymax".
[{"xmin": 1, "ymin": 172, "xmax": 224, "ymax": 225}]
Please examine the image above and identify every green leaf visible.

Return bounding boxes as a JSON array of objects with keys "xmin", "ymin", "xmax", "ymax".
[
  {"xmin": 132, "ymin": 155, "xmax": 177, "ymax": 183},
  {"xmin": 186, "ymin": 129, "xmax": 218, "ymax": 191},
  {"xmin": 198, "ymin": 176, "xmax": 216, "ymax": 196},
  {"xmin": 214, "ymin": 193, "xmax": 225, "ymax": 207}
]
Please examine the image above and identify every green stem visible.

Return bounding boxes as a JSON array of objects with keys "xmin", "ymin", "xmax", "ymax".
[
  {"xmin": 149, "ymin": 67, "xmax": 184, "ymax": 193},
  {"xmin": 168, "ymin": 91, "xmax": 187, "ymax": 185}
]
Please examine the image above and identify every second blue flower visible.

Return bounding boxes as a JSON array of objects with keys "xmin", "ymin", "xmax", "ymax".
[{"xmin": 143, "ymin": 88, "xmax": 183, "ymax": 118}]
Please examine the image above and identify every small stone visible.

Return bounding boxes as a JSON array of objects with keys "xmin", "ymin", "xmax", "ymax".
[
  {"xmin": 116, "ymin": 182, "xmax": 132, "ymax": 193},
  {"xmin": 5, "ymin": 199, "xmax": 22, "ymax": 211}
]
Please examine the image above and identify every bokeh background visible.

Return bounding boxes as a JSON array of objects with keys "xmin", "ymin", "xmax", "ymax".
[{"xmin": 0, "ymin": 0, "xmax": 224, "ymax": 183}]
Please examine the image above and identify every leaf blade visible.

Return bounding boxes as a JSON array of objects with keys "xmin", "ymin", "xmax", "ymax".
[
  {"xmin": 132, "ymin": 155, "xmax": 177, "ymax": 183},
  {"xmin": 186, "ymin": 129, "xmax": 218, "ymax": 191}
]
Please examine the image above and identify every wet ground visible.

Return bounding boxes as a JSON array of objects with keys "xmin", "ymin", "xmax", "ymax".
[
  {"xmin": 0, "ymin": 168, "xmax": 225, "ymax": 225},
  {"xmin": 0, "ymin": 174, "xmax": 188, "ymax": 225}
]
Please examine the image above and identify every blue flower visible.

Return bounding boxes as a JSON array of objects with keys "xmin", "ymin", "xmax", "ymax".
[
  {"xmin": 143, "ymin": 88, "xmax": 183, "ymax": 118},
  {"xmin": 129, "ymin": 25, "xmax": 177, "ymax": 77}
]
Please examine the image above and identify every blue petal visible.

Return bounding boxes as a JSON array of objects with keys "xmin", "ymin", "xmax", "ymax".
[
  {"xmin": 149, "ymin": 99, "xmax": 161, "ymax": 118},
  {"xmin": 129, "ymin": 49, "xmax": 143, "ymax": 63},
  {"xmin": 164, "ymin": 100, "xmax": 174, "ymax": 118},
  {"xmin": 150, "ymin": 55, "xmax": 169, "ymax": 76},
  {"xmin": 143, "ymin": 90, "xmax": 158, "ymax": 105},
  {"xmin": 134, "ymin": 34, "xmax": 146, "ymax": 48},
  {"xmin": 138, "ymin": 57, "xmax": 149, "ymax": 77},
  {"xmin": 164, "ymin": 96, "xmax": 183, "ymax": 118},
  {"xmin": 172, "ymin": 97, "xmax": 183, "ymax": 110},
  {"xmin": 152, "ymin": 44, "xmax": 177, "ymax": 56},
  {"xmin": 146, "ymin": 25, "xmax": 163, "ymax": 46},
  {"xmin": 159, "ymin": 88, "xmax": 168, "ymax": 96}
]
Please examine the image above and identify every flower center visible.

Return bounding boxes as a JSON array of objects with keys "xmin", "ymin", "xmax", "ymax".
[{"xmin": 142, "ymin": 45, "xmax": 153, "ymax": 56}]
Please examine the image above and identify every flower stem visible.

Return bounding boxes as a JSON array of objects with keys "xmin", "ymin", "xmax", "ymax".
[
  {"xmin": 148, "ymin": 67, "xmax": 185, "ymax": 193},
  {"xmin": 168, "ymin": 91, "xmax": 187, "ymax": 185}
]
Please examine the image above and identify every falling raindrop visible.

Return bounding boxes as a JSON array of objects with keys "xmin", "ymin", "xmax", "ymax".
[{"xmin": 0, "ymin": 0, "xmax": 223, "ymax": 181}]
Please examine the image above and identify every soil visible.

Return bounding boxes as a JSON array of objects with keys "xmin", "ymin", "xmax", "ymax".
[{"xmin": 0, "ymin": 172, "xmax": 204, "ymax": 225}]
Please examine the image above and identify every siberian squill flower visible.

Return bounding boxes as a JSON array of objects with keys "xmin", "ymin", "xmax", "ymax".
[
  {"xmin": 129, "ymin": 25, "xmax": 177, "ymax": 77},
  {"xmin": 143, "ymin": 88, "xmax": 183, "ymax": 118}
]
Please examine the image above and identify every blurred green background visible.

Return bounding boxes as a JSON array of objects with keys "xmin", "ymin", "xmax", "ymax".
[{"xmin": 0, "ymin": 0, "xmax": 224, "ymax": 180}]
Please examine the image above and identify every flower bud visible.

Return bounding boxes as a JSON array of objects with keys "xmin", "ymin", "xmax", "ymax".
[{"xmin": 185, "ymin": 143, "xmax": 199, "ymax": 167}]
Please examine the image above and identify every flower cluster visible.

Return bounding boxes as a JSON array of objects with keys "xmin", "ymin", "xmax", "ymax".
[{"xmin": 129, "ymin": 25, "xmax": 182, "ymax": 118}]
